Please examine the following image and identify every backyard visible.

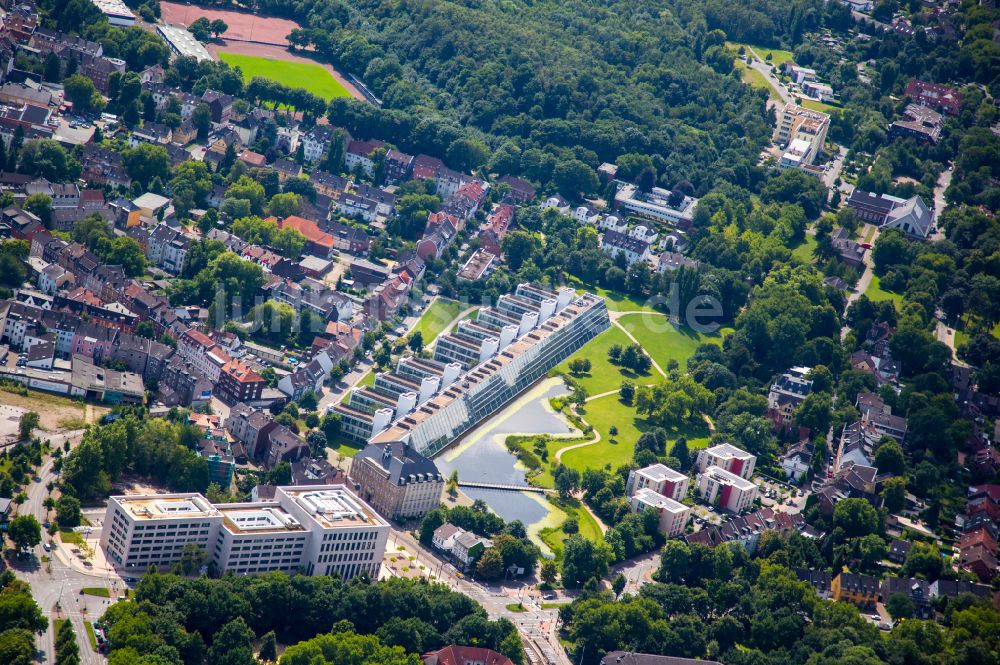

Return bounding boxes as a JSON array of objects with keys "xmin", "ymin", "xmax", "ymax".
[
  {"xmin": 865, "ymin": 275, "xmax": 904, "ymax": 306},
  {"xmin": 415, "ymin": 298, "xmax": 467, "ymax": 344}
]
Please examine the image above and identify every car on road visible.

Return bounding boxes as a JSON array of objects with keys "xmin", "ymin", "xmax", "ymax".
[
  {"xmin": 860, "ymin": 242, "xmax": 873, "ymax": 249},
  {"xmin": 43, "ymin": 543, "xmax": 51, "ymax": 551}
]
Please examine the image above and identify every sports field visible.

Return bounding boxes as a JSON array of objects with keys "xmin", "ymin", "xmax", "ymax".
[{"xmin": 218, "ymin": 52, "xmax": 353, "ymax": 100}]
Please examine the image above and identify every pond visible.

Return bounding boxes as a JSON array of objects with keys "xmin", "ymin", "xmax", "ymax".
[{"xmin": 435, "ymin": 377, "xmax": 575, "ymax": 529}]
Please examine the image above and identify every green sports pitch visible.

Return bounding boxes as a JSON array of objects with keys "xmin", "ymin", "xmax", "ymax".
[{"xmin": 217, "ymin": 52, "xmax": 352, "ymax": 100}]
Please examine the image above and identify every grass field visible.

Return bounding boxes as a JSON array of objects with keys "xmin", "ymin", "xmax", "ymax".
[
  {"xmin": 791, "ymin": 235, "xmax": 818, "ymax": 263},
  {"xmin": 82, "ymin": 587, "xmax": 110, "ymax": 598},
  {"xmin": 538, "ymin": 496, "xmax": 603, "ymax": 561},
  {"xmin": 801, "ymin": 99, "xmax": 841, "ymax": 114},
  {"xmin": 218, "ymin": 52, "xmax": 352, "ymax": 100},
  {"xmin": 616, "ymin": 314, "xmax": 730, "ymax": 373},
  {"xmin": 736, "ymin": 61, "xmax": 781, "ymax": 101},
  {"xmin": 557, "ymin": 393, "xmax": 711, "ymax": 475},
  {"xmin": 554, "ymin": 325, "xmax": 651, "ymax": 394},
  {"xmin": 749, "ymin": 45, "xmax": 794, "ymax": 67},
  {"xmin": 865, "ymin": 275, "xmax": 904, "ymax": 306},
  {"xmin": 572, "ymin": 284, "xmax": 660, "ymax": 314},
  {"xmin": 417, "ymin": 298, "xmax": 466, "ymax": 344}
]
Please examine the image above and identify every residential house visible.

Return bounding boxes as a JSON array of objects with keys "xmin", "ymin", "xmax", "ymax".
[
  {"xmin": 344, "ymin": 138, "xmax": 386, "ymax": 177},
  {"xmin": 782, "ymin": 440, "xmax": 813, "ymax": 481},
  {"xmin": 831, "ymin": 572, "xmax": 880, "ymax": 608},
  {"xmin": 216, "ymin": 358, "xmax": 265, "ymax": 405},
  {"xmin": 452, "ymin": 531, "xmax": 492, "ymax": 570},
  {"xmin": 423, "ymin": 646, "xmax": 515, "ymax": 665},
  {"xmin": 767, "ymin": 366, "xmax": 813, "ymax": 431},
  {"xmin": 904, "ymin": 79, "xmax": 960, "ymax": 116},
  {"xmin": 497, "ymin": 175, "xmax": 536, "ymax": 204},
  {"xmin": 599, "ymin": 653, "xmax": 720, "ymax": 665},
  {"xmin": 277, "ymin": 215, "xmax": 335, "ymax": 258},
  {"xmin": 432, "ymin": 523, "xmax": 465, "ymax": 554},
  {"xmin": 601, "ymin": 229, "xmax": 650, "ymax": 265},
  {"xmin": 890, "ymin": 104, "xmax": 944, "ymax": 144}
]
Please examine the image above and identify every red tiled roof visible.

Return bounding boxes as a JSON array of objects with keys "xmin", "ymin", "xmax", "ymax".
[
  {"xmin": 422, "ymin": 646, "xmax": 514, "ymax": 665},
  {"xmin": 278, "ymin": 215, "xmax": 334, "ymax": 249},
  {"xmin": 222, "ymin": 358, "xmax": 264, "ymax": 384}
]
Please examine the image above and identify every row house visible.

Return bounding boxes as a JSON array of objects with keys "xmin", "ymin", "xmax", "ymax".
[
  {"xmin": 686, "ymin": 507, "xmax": 813, "ymax": 554},
  {"xmin": 442, "ymin": 180, "xmax": 488, "ymax": 222},
  {"xmin": 321, "ymin": 220, "xmax": 370, "ymax": 255},
  {"xmin": 267, "ymin": 279, "xmax": 353, "ymax": 322},
  {"xmin": 215, "ymin": 358, "xmax": 265, "ymax": 405},
  {"xmin": 201, "ymin": 90, "xmax": 234, "ymax": 123},
  {"xmin": 384, "ymin": 148, "xmax": 414, "ymax": 183},
  {"xmin": 226, "ymin": 402, "xmax": 278, "ymax": 459},
  {"xmin": 158, "ymin": 355, "xmax": 213, "ymax": 407},
  {"xmin": 856, "ymin": 392, "xmax": 907, "ymax": 441},
  {"xmin": 278, "ymin": 352, "xmax": 333, "ymax": 400},
  {"xmin": 177, "ymin": 327, "xmax": 230, "ymax": 383},
  {"xmin": 416, "ymin": 212, "xmax": 459, "ymax": 261},
  {"xmin": 310, "ymin": 170, "xmax": 349, "ymax": 198},
  {"xmin": 81, "ymin": 144, "xmax": 130, "ymax": 189},
  {"xmin": 147, "ymin": 225, "xmax": 192, "ymax": 273},
  {"xmin": 344, "ymin": 138, "xmax": 386, "ymax": 177},
  {"xmin": 110, "ymin": 332, "xmax": 174, "ymax": 381},
  {"xmin": 70, "ymin": 321, "xmax": 118, "ymax": 363},
  {"xmin": 497, "ymin": 175, "xmax": 536, "ymax": 204},
  {"xmin": 277, "ymin": 215, "xmax": 335, "ymax": 258},
  {"xmin": 301, "ymin": 124, "xmax": 339, "ymax": 163},
  {"xmin": 600, "ymin": 229, "xmax": 650, "ymax": 265}
]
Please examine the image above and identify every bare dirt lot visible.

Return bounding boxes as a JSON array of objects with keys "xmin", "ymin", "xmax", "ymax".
[
  {"xmin": 0, "ymin": 388, "xmax": 106, "ymax": 432},
  {"xmin": 160, "ymin": 1, "xmax": 300, "ymax": 45}
]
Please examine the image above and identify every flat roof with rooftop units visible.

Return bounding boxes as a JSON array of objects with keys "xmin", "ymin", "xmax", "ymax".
[{"xmin": 117, "ymin": 494, "xmax": 219, "ymax": 520}]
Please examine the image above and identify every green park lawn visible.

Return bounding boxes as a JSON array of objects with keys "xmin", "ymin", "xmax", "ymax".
[
  {"xmin": 572, "ymin": 284, "xmax": 660, "ymax": 314},
  {"xmin": 557, "ymin": 394, "xmax": 711, "ymax": 475},
  {"xmin": 82, "ymin": 587, "xmax": 110, "ymax": 598},
  {"xmin": 616, "ymin": 314, "xmax": 731, "ymax": 373},
  {"xmin": 791, "ymin": 235, "xmax": 818, "ymax": 263},
  {"xmin": 538, "ymin": 496, "xmax": 603, "ymax": 561},
  {"xmin": 217, "ymin": 52, "xmax": 352, "ymax": 101},
  {"xmin": 554, "ymin": 325, "xmax": 651, "ymax": 394},
  {"xmin": 865, "ymin": 275, "xmax": 904, "ymax": 306},
  {"xmin": 416, "ymin": 298, "xmax": 466, "ymax": 344}
]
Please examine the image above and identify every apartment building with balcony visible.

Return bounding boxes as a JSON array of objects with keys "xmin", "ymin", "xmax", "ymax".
[
  {"xmin": 626, "ymin": 463, "xmax": 690, "ymax": 502},
  {"xmin": 695, "ymin": 443, "xmax": 756, "ymax": 480},
  {"xmin": 695, "ymin": 465, "xmax": 759, "ymax": 514}
]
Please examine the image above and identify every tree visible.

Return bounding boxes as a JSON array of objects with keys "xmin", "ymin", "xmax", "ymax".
[
  {"xmin": 670, "ymin": 439, "xmax": 690, "ymax": 470},
  {"xmin": 18, "ymin": 412, "xmax": 38, "ymax": 441},
  {"xmin": 561, "ymin": 534, "xmax": 610, "ymax": 588},
  {"xmin": 552, "ymin": 159, "xmax": 598, "ymax": 198},
  {"xmin": 268, "ymin": 192, "xmax": 301, "ymax": 218},
  {"xmin": 612, "ymin": 573, "xmax": 627, "ymax": 598},
  {"xmin": 886, "ymin": 592, "xmax": 915, "ymax": 620},
  {"xmin": 210, "ymin": 19, "xmax": 228, "ymax": 38},
  {"xmin": 307, "ymin": 430, "xmax": 328, "ymax": 457},
  {"xmin": 55, "ymin": 618, "xmax": 80, "ymax": 665},
  {"xmin": 795, "ymin": 392, "xmax": 833, "ymax": 435},
  {"xmin": 18, "ymin": 140, "xmax": 80, "ymax": 182},
  {"xmin": 880, "ymin": 476, "xmax": 906, "ymax": 513},
  {"xmin": 207, "ymin": 617, "xmax": 256, "ymax": 665},
  {"xmin": 568, "ymin": 358, "xmax": 591, "ymax": 375},
  {"xmin": 192, "ymin": 103, "xmax": 212, "ymax": 140},
  {"xmin": 43, "ymin": 52, "xmax": 62, "ymax": 82},
  {"xmin": 0, "ymin": 628, "xmax": 35, "ymax": 665},
  {"xmin": 122, "ymin": 143, "xmax": 171, "ymax": 188},
  {"xmin": 189, "ymin": 17, "xmax": 213, "ymax": 42},
  {"xmin": 540, "ymin": 560, "xmax": 558, "ymax": 586},
  {"xmin": 259, "ymin": 630, "xmax": 277, "ymax": 662},
  {"xmin": 619, "ymin": 380, "xmax": 635, "ymax": 403},
  {"xmin": 833, "ymin": 498, "xmax": 880, "ymax": 538},
  {"xmin": 55, "ymin": 495, "xmax": 81, "ymax": 528},
  {"xmin": 23, "ymin": 194, "xmax": 52, "ymax": 227},
  {"xmin": 446, "ymin": 137, "xmax": 489, "ymax": 172},
  {"xmin": 178, "ymin": 543, "xmax": 208, "ymax": 575},
  {"xmin": 408, "ymin": 331, "xmax": 424, "ymax": 353},
  {"xmin": 62, "ymin": 74, "xmax": 101, "ymax": 113},
  {"xmin": 8, "ymin": 515, "xmax": 41, "ymax": 553},
  {"xmin": 475, "ymin": 547, "xmax": 504, "ymax": 579},
  {"xmin": 902, "ymin": 542, "xmax": 944, "ymax": 580},
  {"xmin": 873, "ymin": 440, "xmax": 905, "ymax": 476}
]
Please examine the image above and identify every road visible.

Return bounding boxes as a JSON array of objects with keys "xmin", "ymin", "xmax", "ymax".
[
  {"xmin": 842, "ymin": 225, "xmax": 880, "ymax": 338},
  {"xmin": 928, "ymin": 167, "xmax": 952, "ymax": 242},
  {"xmin": 822, "ymin": 145, "xmax": 850, "ymax": 195},
  {"xmin": 387, "ymin": 527, "xmax": 572, "ymax": 665},
  {"xmin": 745, "ymin": 47, "xmax": 793, "ymax": 107},
  {"xmin": 13, "ymin": 428, "xmax": 111, "ymax": 665}
]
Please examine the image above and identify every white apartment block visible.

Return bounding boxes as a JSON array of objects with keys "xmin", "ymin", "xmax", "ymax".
[
  {"xmin": 775, "ymin": 103, "xmax": 829, "ymax": 166},
  {"xmin": 100, "ymin": 485, "xmax": 389, "ymax": 579},
  {"xmin": 630, "ymin": 488, "xmax": 691, "ymax": 537},
  {"xmin": 696, "ymin": 466, "xmax": 759, "ymax": 514},
  {"xmin": 696, "ymin": 443, "xmax": 756, "ymax": 480},
  {"xmin": 626, "ymin": 463, "xmax": 690, "ymax": 502}
]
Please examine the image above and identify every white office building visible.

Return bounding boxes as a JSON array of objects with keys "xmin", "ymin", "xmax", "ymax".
[{"xmin": 100, "ymin": 485, "xmax": 389, "ymax": 579}]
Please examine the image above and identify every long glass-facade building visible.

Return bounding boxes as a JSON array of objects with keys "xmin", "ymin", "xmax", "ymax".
[{"xmin": 331, "ymin": 284, "xmax": 609, "ymax": 457}]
